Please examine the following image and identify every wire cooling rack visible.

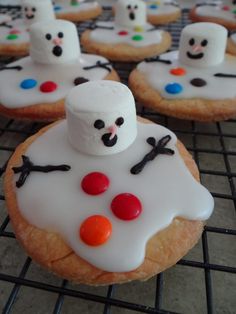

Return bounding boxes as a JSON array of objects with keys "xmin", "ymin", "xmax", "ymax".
[{"xmin": 0, "ymin": 6, "xmax": 235, "ymax": 314}]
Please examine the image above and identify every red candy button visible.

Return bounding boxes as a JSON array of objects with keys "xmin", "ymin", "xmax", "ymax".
[
  {"xmin": 222, "ymin": 5, "xmax": 230, "ymax": 10},
  {"xmin": 170, "ymin": 67, "xmax": 186, "ymax": 76},
  {"xmin": 81, "ymin": 172, "xmax": 110, "ymax": 195},
  {"xmin": 111, "ymin": 193, "xmax": 142, "ymax": 221},
  {"xmin": 40, "ymin": 81, "xmax": 57, "ymax": 93},
  {"xmin": 118, "ymin": 30, "xmax": 128, "ymax": 36},
  {"xmin": 80, "ymin": 215, "xmax": 112, "ymax": 246},
  {"xmin": 10, "ymin": 29, "xmax": 21, "ymax": 34}
]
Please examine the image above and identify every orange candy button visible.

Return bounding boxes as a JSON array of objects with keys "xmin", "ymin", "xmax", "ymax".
[
  {"xmin": 80, "ymin": 215, "xmax": 112, "ymax": 246},
  {"xmin": 170, "ymin": 68, "xmax": 186, "ymax": 76}
]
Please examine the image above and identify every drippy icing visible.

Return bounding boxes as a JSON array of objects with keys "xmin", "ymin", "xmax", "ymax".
[
  {"xmin": 89, "ymin": 21, "xmax": 163, "ymax": 47},
  {"xmin": 15, "ymin": 120, "xmax": 214, "ymax": 272},
  {"xmin": 195, "ymin": 3, "xmax": 236, "ymax": 23},
  {"xmin": 54, "ymin": 0, "xmax": 100, "ymax": 15},
  {"xmin": 0, "ymin": 54, "xmax": 113, "ymax": 108},
  {"xmin": 137, "ymin": 50, "xmax": 236, "ymax": 99},
  {"xmin": 145, "ymin": 0, "xmax": 180, "ymax": 16},
  {"xmin": 0, "ymin": 19, "xmax": 29, "ymax": 45}
]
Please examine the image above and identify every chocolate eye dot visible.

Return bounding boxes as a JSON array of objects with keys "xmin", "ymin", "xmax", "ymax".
[
  {"xmin": 134, "ymin": 5, "xmax": 138, "ymax": 9},
  {"xmin": 94, "ymin": 119, "xmax": 105, "ymax": 129},
  {"xmin": 24, "ymin": 7, "xmax": 28, "ymax": 11},
  {"xmin": 201, "ymin": 39, "xmax": 208, "ymax": 47},
  {"xmin": 58, "ymin": 32, "xmax": 64, "ymax": 38},
  {"xmin": 115, "ymin": 117, "xmax": 124, "ymax": 127},
  {"xmin": 32, "ymin": 7, "xmax": 36, "ymax": 12},
  {"xmin": 45, "ymin": 33, "xmax": 52, "ymax": 40},
  {"xmin": 127, "ymin": 5, "xmax": 131, "ymax": 9},
  {"xmin": 189, "ymin": 38, "xmax": 195, "ymax": 46}
]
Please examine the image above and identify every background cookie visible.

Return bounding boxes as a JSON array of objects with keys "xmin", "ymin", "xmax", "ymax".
[{"xmin": 227, "ymin": 31, "xmax": 236, "ymax": 55}]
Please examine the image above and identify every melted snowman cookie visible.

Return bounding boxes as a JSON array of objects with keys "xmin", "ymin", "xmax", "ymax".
[
  {"xmin": 129, "ymin": 22, "xmax": 236, "ymax": 121},
  {"xmin": 81, "ymin": 0, "xmax": 171, "ymax": 62},
  {"xmin": 0, "ymin": 0, "xmax": 55, "ymax": 56},
  {"xmin": 190, "ymin": 0, "xmax": 236, "ymax": 29},
  {"xmin": 0, "ymin": 20, "xmax": 119, "ymax": 120},
  {"xmin": 53, "ymin": 0, "xmax": 102, "ymax": 22},
  {"xmin": 5, "ymin": 81, "xmax": 214, "ymax": 284},
  {"xmin": 145, "ymin": 0, "xmax": 181, "ymax": 24}
]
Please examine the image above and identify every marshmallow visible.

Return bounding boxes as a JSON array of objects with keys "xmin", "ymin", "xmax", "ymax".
[
  {"xmin": 22, "ymin": 0, "xmax": 55, "ymax": 26},
  {"xmin": 179, "ymin": 22, "xmax": 227, "ymax": 67},
  {"xmin": 115, "ymin": 0, "xmax": 146, "ymax": 28},
  {"xmin": 30, "ymin": 20, "xmax": 80, "ymax": 65},
  {"xmin": 66, "ymin": 81, "xmax": 137, "ymax": 156}
]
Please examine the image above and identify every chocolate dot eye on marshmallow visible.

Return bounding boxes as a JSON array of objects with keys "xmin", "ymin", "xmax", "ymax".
[
  {"xmin": 129, "ymin": 22, "xmax": 236, "ymax": 121},
  {"xmin": 0, "ymin": 0, "xmax": 55, "ymax": 57},
  {"xmin": 81, "ymin": 0, "xmax": 172, "ymax": 62},
  {"xmin": 5, "ymin": 80, "xmax": 214, "ymax": 284},
  {"xmin": 0, "ymin": 19, "xmax": 119, "ymax": 121}
]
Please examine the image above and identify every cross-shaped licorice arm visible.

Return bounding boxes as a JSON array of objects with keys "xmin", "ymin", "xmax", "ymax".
[
  {"xmin": 13, "ymin": 155, "xmax": 71, "ymax": 188},
  {"xmin": 130, "ymin": 135, "xmax": 175, "ymax": 175}
]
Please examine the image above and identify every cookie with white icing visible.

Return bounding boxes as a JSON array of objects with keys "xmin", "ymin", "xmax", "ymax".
[
  {"xmin": 81, "ymin": 0, "xmax": 172, "ymax": 62},
  {"xmin": 145, "ymin": 0, "xmax": 181, "ymax": 24},
  {"xmin": 129, "ymin": 22, "xmax": 236, "ymax": 121},
  {"xmin": 0, "ymin": 0, "xmax": 55, "ymax": 56},
  {"xmin": 0, "ymin": 20, "xmax": 119, "ymax": 120},
  {"xmin": 4, "ymin": 81, "xmax": 214, "ymax": 285},
  {"xmin": 53, "ymin": 0, "xmax": 102, "ymax": 22},
  {"xmin": 227, "ymin": 31, "xmax": 236, "ymax": 55},
  {"xmin": 190, "ymin": 0, "xmax": 236, "ymax": 30}
]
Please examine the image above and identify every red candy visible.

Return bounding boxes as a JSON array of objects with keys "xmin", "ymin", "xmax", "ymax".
[
  {"xmin": 10, "ymin": 29, "xmax": 21, "ymax": 34},
  {"xmin": 80, "ymin": 215, "xmax": 112, "ymax": 246},
  {"xmin": 111, "ymin": 193, "xmax": 142, "ymax": 220},
  {"xmin": 118, "ymin": 30, "xmax": 129, "ymax": 36},
  {"xmin": 170, "ymin": 67, "xmax": 186, "ymax": 76},
  {"xmin": 81, "ymin": 172, "xmax": 110, "ymax": 195},
  {"xmin": 40, "ymin": 81, "xmax": 57, "ymax": 93},
  {"xmin": 222, "ymin": 5, "xmax": 230, "ymax": 10}
]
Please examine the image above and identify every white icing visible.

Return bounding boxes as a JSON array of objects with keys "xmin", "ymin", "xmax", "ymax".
[
  {"xmin": 53, "ymin": 0, "xmax": 100, "ymax": 15},
  {"xmin": 145, "ymin": 0, "xmax": 180, "ymax": 16},
  {"xmin": 0, "ymin": 54, "xmax": 113, "ymax": 108},
  {"xmin": 137, "ymin": 50, "xmax": 236, "ymax": 99},
  {"xmin": 15, "ymin": 120, "xmax": 214, "ymax": 272},
  {"xmin": 230, "ymin": 32, "xmax": 236, "ymax": 44},
  {"xmin": 89, "ymin": 21, "xmax": 163, "ymax": 47},
  {"xmin": 66, "ymin": 81, "xmax": 137, "ymax": 155},
  {"xmin": 115, "ymin": 0, "xmax": 146, "ymax": 28},
  {"xmin": 22, "ymin": 0, "xmax": 55, "ymax": 26},
  {"xmin": 0, "ymin": 14, "xmax": 12, "ymax": 24},
  {"xmin": 179, "ymin": 23, "xmax": 227, "ymax": 67},
  {"xmin": 195, "ymin": 2, "xmax": 236, "ymax": 23},
  {"xmin": 0, "ymin": 19, "xmax": 29, "ymax": 45},
  {"xmin": 30, "ymin": 20, "xmax": 80, "ymax": 64}
]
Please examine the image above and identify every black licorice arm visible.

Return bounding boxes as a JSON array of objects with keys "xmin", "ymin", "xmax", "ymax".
[
  {"xmin": 145, "ymin": 56, "xmax": 172, "ymax": 64},
  {"xmin": 13, "ymin": 155, "xmax": 71, "ymax": 188},
  {"xmin": 130, "ymin": 135, "xmax": 175, "ymax": 175},
  {"xmin": 83, "ymin": 61, "xmax": 112, "ymax": 73},
  {"xmin": 0, "ymin": 65, "xmax": 22, "ymax": 71},
  {"xmin": 214, "ymin": 73, "xmax": 236, "ymax": 78}
]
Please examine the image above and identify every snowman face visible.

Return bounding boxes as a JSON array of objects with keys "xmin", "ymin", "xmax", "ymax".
[
  {"xmin": 22, "ymin": 0, "xmax": 55, "ymax": 26},
  {"xmin": 115, "ymin": 0, "xmax": 146, "ymax": 28},
  {"xmin": 30, "ymin": 20, "xmax": 80, "ymax": 65},
  {"xmin": 179, "ymin": 22, "xmax": 227, "ymax": 67},
  {"xmin": 66, "ymin": 81, "xmax": 138, "ymax": 156}
]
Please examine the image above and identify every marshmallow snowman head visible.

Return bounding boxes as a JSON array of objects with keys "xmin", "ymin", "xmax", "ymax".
[
  {"xmin": 30, "ymin": 20, "xmax": 80, "ymax": 65},
  {"xmin": 22, "ymin": 0, "xmax": 55, "ymax": 26},
  {"xmin": 66, "ymin": 81, "xmax": 137, "ymax": 156},
  {"xmin": 179, "ymin": 22, "xmax": 227, "ymax": 68},
  {"xmin": 115, "ymin": 0, "xmax": 146, "ymax": 28}
]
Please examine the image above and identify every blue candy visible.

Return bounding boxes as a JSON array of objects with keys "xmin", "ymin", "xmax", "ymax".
[
  {"xmin": 165, "ymin": 83, "xmax": 183, "ymax": 94},
  {"xmin": 54, "ymin": 5, "xmax": 62, "ymax": 11},
  {"xmin": 149, "ymin": 4, "xmax": 158, "ymax": 9},
  {"xmin": 20, "ymin": 79, "xmax": 37, "ymax": 90}
]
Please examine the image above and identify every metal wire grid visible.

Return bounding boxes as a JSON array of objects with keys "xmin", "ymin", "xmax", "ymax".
[{"xmin": 0, "ymin": 6, "xmax": 235, "ymax": 314}]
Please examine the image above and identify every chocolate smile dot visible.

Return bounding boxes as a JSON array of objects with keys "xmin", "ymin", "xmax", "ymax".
[
  {"xmin": 102, "ymin": 133, "xmax": 118, "ymax": 147},
  {"xmin": 190, "ymin": 78, "xmax": 207, "ymax": 87},
  {"xmin": 52, "ymin": 45, "xmax": 63, "ymax": 57}
]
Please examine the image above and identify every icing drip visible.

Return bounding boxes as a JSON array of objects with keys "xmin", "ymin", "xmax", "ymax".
[
  {"xmin": 130, "ymin": 135, "xmax": 174, "ymax": 174},
  {"xmin": 13, "ymin": 155, "xmax": 71, "ymax": 188}
]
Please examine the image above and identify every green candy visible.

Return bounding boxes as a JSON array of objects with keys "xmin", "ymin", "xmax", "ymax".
[
  {"xmin": 6, "ymin": 34, "xmax": 18, "ymax": 40},
  {"xmin": 132, "ymin": 35, "xmax": 143, "ymax": 41}
]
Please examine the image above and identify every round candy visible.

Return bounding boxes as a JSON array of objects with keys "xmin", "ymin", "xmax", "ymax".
[
  {"xmin": 54, "ymin": 5, "xmax": 62, "ymax": 11},
  {"xmin": 111, "ymin": 193, "xmax": 142, "ymax": 221},
  {"xmin": 9, "ymin": 29, "xmax": 21, "ymax": 35},
  {"xmin": 190, "ymin": 78, "xmax": 207, "ymax": 87},
  {"xmin": 40, "ymin": 81, "xmax": 57, "ymax": 93},
  {"xmin": 20, "ymin": 79, "xmax": 37, "ymax": 90},
  {"xmin": 165, "ymin": 83, "xmax": 183, "ymax": 94},
  {"xmin": 232, "ymin": 9, "xmax": 236, "ymax": 14},
  {"xmin": 81, "ymin": 172, "xmax": 110, "ymax": 195},
  {"xmin": 118, "ymin": 30, "xmax": 129, "ymax": 36},
  {"xmin": 80, "ymin": 215, "xmax": 112, "ymax": 246},
  {"xmin": 149, "ymin": 4, "xmax": 158, "ymax": 9},
  {"xmin": 132, "ymin": 35, "xmax": 143, "ymax": 41},
  {"xmin": 170, "ymin": 67, "xmax": 186, "ymax": 76},
  {"xmin": 134, "ymin": 26, "xmax": 144, "ymax": 32},
  {"xmin": 6, "ymin": 34, "xmax": 18, "ymax": 40},
  {"xmin": 222, "ymin": 5, "xmax": 230, "ymax": 11}
]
